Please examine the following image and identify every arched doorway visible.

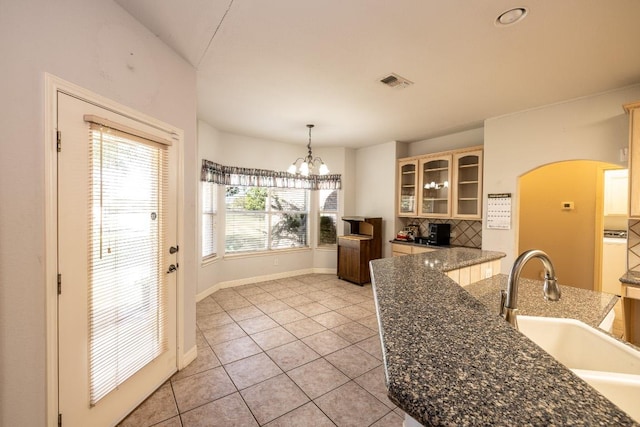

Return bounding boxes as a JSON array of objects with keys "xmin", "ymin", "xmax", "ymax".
[{"xmin": 517, "ymin": 160, "xmax": 625, "ymax": 292}]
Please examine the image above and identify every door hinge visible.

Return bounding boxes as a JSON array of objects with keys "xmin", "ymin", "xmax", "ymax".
[
  {"xmin": 56, "ymin": 130, "xmax": 62, "ymax": 152},
  {"xmin": 58, "ymin": 413, "xmax": 62, "ymax": 427},
  {"xmin": 57, "ymin": 273, "xmax": 62, "ymax": 295}
]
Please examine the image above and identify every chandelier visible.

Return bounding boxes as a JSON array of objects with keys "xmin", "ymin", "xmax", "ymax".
[{"xmin": 287, "ymin": 124, "xmax": 329, "ymax": 176}]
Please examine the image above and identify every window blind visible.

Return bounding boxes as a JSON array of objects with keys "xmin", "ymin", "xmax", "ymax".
[
  {"xmin": 202, "ymin": 181, "xmax": 217, "ymax": 259},
  {"xmin": 225, "ymin": 186, "xmax": 309, "ymax": 253},
  {"xmin": 87, "ymin": 125, "xmax": 168, "ymax": 405}
]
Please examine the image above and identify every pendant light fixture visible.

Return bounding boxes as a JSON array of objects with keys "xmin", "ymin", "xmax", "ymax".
[{"xmin": 287, "ymin": 124, "xmax": 329, "ymax": 176}]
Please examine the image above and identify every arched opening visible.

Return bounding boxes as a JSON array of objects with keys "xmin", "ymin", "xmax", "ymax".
[{"xmin": 517, "ymin": 160, "xmax": 626, "ymax": 294}]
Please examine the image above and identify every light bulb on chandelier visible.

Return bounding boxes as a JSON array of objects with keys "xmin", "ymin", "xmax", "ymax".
[{"xmin": 287, "ymin": 124, "xmax": 329, "ymax": 176}]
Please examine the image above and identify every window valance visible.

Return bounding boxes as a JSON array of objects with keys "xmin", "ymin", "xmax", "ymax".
[{"xmin": 201, "ymin": 160, "xmax": 341, "ymax": 190}]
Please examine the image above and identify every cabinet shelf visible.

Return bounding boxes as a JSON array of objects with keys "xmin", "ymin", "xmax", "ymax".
[
  {"xmin": 423, "ymin": 167, "xmax": 449, "ymax": 172},
  {"xmin": 459, "ymin": 181, "xmax": 479, "ymax": 185},
  {"xmin": 458, "ymin": 197, "xmax": 478, "ymax": 201},
  {"xmin": 402, "ymin": 171, "xmax": 416, "ymax": 175},
  {"xmin": 402, "ymin": 184, "xmax": 415, "ymax": 188},
  {"xmin": 459, "ymin": 164, "xmax": 479, "ymax": 169},
  {"xmin": 423, "ymin": 198, "xmax": 448, "ymax": 201}
]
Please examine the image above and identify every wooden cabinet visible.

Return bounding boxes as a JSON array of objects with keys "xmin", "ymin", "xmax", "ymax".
[
  {"xmin": 391, "ymin": 242, "xmax": 437, "ymax": 257},
  {"xmin": 446, "ymin": 259, "xmax": 501, "ymax": 287},
  {"xmin": 396, "ymin": 146, "xmax": 483, "ymax": 220},
  {"xmin": 452, "ymin": 149, "xmax": 483, "ymax": 219},
  {"xmin": 419, "ymin": 155, "xmax": 452, "ymax": 217},
  {"xmin": 625, "ymin": 101, "xmax": 640, "ymax": 218},
  {"xmin": 337, "ymin": 217, "xmax": 382, "ymax": 285},
  {"xmin": 398, "ymin": 160, "xmax": 419, "ymax": 216}
]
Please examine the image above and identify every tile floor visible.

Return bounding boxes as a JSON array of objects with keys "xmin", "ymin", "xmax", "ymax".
[{"xmin": 119, "ymin": 274, "xmax": 405, "ymax": 427}]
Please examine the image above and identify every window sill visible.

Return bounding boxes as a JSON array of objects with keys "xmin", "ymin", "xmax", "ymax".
[
  {"xmin": 223, "ymin": 247, "xmax": 311, "ymax": 260},
  {"xmin": 201, "ymin": 255, "xmax": 219, "ymax": 267}
]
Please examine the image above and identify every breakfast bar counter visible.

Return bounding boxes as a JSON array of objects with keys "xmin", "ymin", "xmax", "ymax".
[{"xmin": 370, "ymin": 247, "xmax": 636, "ymax": 426}]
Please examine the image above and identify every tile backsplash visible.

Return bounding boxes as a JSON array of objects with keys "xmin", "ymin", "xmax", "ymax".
[
  {"xmin": 399, "ymin": 217, "xmax": 482, "ymax": 249},
  {"xmin": 628, "ymin": 219, "xmax": 640, "ymax": 272}
]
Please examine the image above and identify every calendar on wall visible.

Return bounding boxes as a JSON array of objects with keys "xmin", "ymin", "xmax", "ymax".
[{"xmin": 487, "ymin": 193, "xmax": 512, "ymax": 230}]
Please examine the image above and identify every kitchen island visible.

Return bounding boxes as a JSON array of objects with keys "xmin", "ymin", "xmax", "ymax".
[{"xmin": 370, "ymin": 247, "xmax": 636, "ymax": 426}]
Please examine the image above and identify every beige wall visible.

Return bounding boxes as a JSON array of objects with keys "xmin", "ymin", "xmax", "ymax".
[{"xmin": 518, "ymin": 160, "xmax": 614, "ymax": 290}]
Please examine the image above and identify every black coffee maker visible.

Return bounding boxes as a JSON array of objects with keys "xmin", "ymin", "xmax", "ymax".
[{"xmin": 427, "ymin": 223, "xmax": 450, "ymax": 246}]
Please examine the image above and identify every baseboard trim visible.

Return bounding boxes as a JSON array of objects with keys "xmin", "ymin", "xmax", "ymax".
[
  {"xmin": 196, "ymin": 268, "xmax": 336, "ymax": 302},
  {"xmin": 179, "ymin": 344, "xmax": 198, "ymax": 370}
]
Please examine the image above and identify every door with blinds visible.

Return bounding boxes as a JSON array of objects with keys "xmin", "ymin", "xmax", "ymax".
[{"xmin": 57, "ymin": 92, "xmax": 177, "ymax": 426}]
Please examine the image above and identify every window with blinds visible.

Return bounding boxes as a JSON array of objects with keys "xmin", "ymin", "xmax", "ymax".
[
  {"xmin": 87, "ymin": 125, "xmax": 168, "ymax": 405},
  {"xmin": 318, "ymin": 189, "xmax": 339, "ymax": 246},
  {"xmin": 202, "ymin": 181, "xmax": 217, "ymax": 260},
  {"xmin": 225, "ymin": 186, "xmax": 309, "ymax": 253}
]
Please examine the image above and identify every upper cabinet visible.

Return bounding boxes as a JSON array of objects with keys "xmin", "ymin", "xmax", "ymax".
[
  {"xmin": 452, "ymin": 149, "xmax": 483, "ymax": 219},
  {"xmin": 603, "ymin": 169, "xmax": 628, "ymax": 217},
  {"xmin": 419, "ymin": 155, "xmax": 452, "ymax": 217},
  {"xmin": 398, "ymin": 159, "xmax": 418, "ymax": 217},
  {"xmin": 397, "ymin": 146, "xmax": 483, "ymax": 219},
  {"xmin": 625, "ymin": 101, "xmax": 640, "ymax": 218}
]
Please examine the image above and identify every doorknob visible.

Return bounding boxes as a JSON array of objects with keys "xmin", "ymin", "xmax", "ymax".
[{"xmin": 167, "ymin": 264, "xmax": 178, "ymax": 274}]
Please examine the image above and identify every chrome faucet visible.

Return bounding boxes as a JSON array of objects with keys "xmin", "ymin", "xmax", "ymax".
[{"xmin": 500, "ymin": 249, "xmax": 561, "ymax": 329}]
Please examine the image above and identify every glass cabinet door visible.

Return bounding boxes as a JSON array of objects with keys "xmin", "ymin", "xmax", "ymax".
[
  {"xmin": 453, "ymin": 150, "xmax": 482, "ymax": 219},
  {"xmin": 419, "ymin": 156, "xmax": 451, "ymax": 217},
  {"xmin": 398, "ymin": 160, "xmax": 418, "ymax": 216}
]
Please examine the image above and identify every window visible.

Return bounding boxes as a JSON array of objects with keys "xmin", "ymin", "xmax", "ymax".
[
  {"xmin": 225, "ymin": 186, "xmax": 309, "ymax": 253},
  {"xmin": 202, "ymin": 181, "xmax": 217, "ymax": 260},
  {"xmin": 318, "ymin": 189, "xmax": 338, "ymax": 246},
  {"xmin": 87, "ymin": 124, "xmax": 168, "ymax": 405}
]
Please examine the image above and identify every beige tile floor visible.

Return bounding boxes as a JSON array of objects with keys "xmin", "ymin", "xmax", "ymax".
[{"xmin": 119, "ymin": 274, "xmax": 405, "ymax": 427}]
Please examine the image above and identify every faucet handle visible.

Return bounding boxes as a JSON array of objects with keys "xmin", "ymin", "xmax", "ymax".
[{"xmin": 499, "ymin": 289, "xmax": 507, "ymax": 317}]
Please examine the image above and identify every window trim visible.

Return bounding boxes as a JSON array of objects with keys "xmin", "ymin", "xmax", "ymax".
[{"xmin": 201, "ymin": 181, "xmax": 218, "ymax": 261}]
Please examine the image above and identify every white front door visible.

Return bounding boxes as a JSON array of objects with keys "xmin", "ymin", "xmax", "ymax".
[{"xmin": 57, "ymin": 92, "xmax": 177, "ymax": 426}]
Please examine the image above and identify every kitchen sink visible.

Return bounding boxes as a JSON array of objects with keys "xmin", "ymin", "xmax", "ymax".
[{"xmin": 517, "ymin": 315, "xmax": 640, "ymax": 422}]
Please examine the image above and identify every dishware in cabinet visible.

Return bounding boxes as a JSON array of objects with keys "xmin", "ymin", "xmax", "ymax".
[
  {"xmin": 419, "ymin": 155, "xmax": 452, "ymax": 217},
  {"xmin": 398, "ymin": 159, "xmax": 418, "ymax": 216},
  {"xmin": 452, "ymin": 150, "xmax": 483, "ymax": 219}
]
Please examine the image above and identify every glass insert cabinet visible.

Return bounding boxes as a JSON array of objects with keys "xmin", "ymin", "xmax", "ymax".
[
  {"xmin": 398, "ymin": 160, "xmax": 418, "ymax": 216},
  {"xmin": 397, "ymin": 147, "xmax": 483, "ymax": 220}
]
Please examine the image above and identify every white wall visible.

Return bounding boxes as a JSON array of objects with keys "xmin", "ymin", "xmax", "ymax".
[
  {"xmin": 197, "ymin": 121, "xmax": 350, "ymax": 296},
  {"xmin": 355, "ymin": 141, "xmax": 399, "ymax": 258},
  {"xmin": 483, "ymin": 84, "xmax": 640, "ymax": 272},
  {"xmin": 0, "ymin": 2, "xmax": 197, "ymax": 425},
  {"xmin": 408, "ymin": 127, "xmax": 484, "ymax": 157}
]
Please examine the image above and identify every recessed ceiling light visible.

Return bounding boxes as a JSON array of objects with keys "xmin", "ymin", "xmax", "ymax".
[{"xmin": 496, "ymin": 7, "xmax": 528, "ymax": 26}]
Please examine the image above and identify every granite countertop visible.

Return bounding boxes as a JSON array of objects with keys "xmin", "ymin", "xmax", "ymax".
[
  {"xmin": 370, "ymin": 248, "xmax": 636, "ymax": 426},
  {"xmin": 466, "ymin": 274, "xmax": 618, "ymax": 328},
  {"xmin": 621, "ymin": 270, "xmax": 640, "ymax": 286}
]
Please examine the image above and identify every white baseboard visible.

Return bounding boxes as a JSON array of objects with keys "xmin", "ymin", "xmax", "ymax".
[
  {"xmin": 196, "ymin": 268, "xmax": 336, "ymax": 302},
  {"xmin": 179, "ymin": 344, "xmax": 198, "ymax": 370}
]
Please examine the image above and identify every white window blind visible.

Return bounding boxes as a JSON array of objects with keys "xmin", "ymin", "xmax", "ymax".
[
  {"xmin": 202, "ymin": 181, "xmax": 217, "ymax": 259},
  {"xmin": 87, "ymin": 125, "xmax": 168, "ymax": 405},
  {"xmin": 318, "ymin": 189, "xmax": 339, "ymax": 246},
  {"xmin": 225, "ymin": 186, "xmax": 309, "ymax": 253}
]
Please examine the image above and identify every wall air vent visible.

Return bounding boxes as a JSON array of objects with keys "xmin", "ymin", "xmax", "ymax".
[{"xmin": 379, "ymin": 73, "xmax": 413, "ymax": 89}]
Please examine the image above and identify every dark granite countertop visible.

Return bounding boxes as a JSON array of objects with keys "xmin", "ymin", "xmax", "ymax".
[
  {"xmin": 466, "ymin": 274, "xmax": 618, "ymax": 328},
  {"xmin": 370, "ymin": 248, "xmax": 637, "ymax": 426}
]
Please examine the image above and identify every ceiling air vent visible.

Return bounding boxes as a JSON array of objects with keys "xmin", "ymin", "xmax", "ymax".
[{"xmin": 379, "ymin": 73, "xmax": 413, "ymax": 89}]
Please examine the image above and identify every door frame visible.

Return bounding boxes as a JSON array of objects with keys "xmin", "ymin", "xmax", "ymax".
[{"xmin": 44, "ymin": 73, "xmax": 187, "ymax": 426}]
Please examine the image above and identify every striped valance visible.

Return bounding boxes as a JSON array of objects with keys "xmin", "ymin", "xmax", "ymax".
[{"xmin": 201, "ymin": 160, "xmax": 341, "ymax": 190}]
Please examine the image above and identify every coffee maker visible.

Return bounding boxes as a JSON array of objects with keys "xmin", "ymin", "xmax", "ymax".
[{"xmin": 427, "ymin": 223, "xmax": 450, "ymax": 246}]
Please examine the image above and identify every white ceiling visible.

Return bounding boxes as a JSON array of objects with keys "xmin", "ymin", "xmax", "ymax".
[{"xmin": 116, "ymin": 0, "xmax": 640, "ymax": 148}]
